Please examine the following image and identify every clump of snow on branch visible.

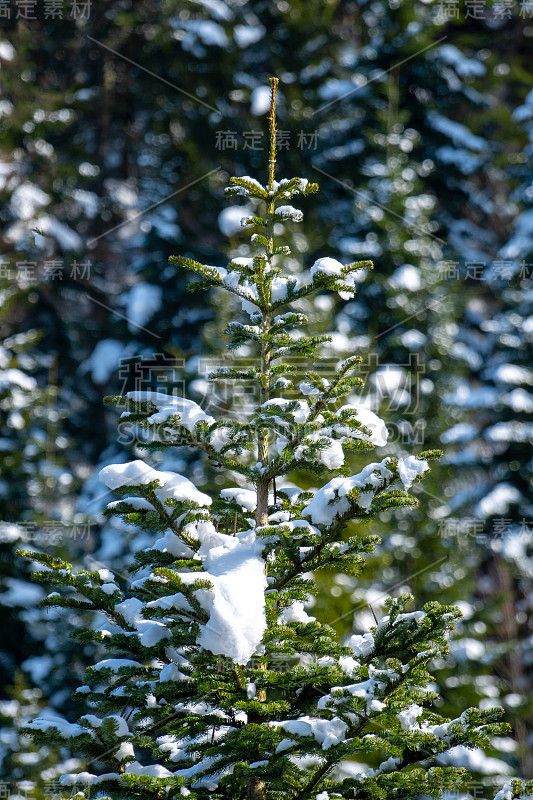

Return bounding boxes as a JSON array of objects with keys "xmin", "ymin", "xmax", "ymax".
[
  {"xmin": 193, "ymin": 524, "xmax": 267, "ymax": 664},
  {"xmin": 126, "ymin": 391, "xmax": 215, "ymax": 431},
  {"xmin": 99, "ymin": 460, "xmax": 212, "ymax": 507},
  {"xmin": 99, "ymin": 464, "xmax": 267, "ymax": 665}
]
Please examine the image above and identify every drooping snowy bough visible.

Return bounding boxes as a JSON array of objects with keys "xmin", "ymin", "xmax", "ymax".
[{"xmin": 19, "ymin": 79, "xmax": 527, "ymax": 800}]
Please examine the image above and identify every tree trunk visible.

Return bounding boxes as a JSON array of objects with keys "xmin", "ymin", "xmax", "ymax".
[
  {"xmin": 247, "ymin": 778, "xmax": 267, "ymax": 800},
  {"xmin": 256, "ymin": 477, "xmax": 269, "ymax": 528}
]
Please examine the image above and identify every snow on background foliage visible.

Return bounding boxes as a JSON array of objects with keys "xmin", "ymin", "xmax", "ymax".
[{"xmin": 1, "ymin": 2, "xmax": 533, "ymax": 794}]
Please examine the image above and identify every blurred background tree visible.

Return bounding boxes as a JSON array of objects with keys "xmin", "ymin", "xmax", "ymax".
[{"xmin": 0, "ymin": 0, "xmax": 532, "ymax": 791}]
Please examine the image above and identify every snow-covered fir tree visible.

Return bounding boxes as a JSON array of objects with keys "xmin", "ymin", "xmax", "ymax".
[{"xmin": 18, "ymin": 80, "xmax": 532, "ymax": 800}]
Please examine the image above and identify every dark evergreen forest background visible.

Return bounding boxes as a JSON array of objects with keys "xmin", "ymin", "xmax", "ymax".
[{"xmin": 1, "ymin": 0, "xmax": 532, "ymax": 793}]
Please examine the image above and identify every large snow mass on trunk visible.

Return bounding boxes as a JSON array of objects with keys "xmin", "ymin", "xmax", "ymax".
[{"xmin": 193, "ymin": 523, "xmax": 267, "ymax": 665}]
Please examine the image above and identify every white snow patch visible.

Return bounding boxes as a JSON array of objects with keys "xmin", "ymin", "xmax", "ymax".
[
  {"xmin": 438, "ymin": 44, "xmax": 486, "ymax": 77},
  {"xmin": 398, "ymin": 704, "xmax": 423, "ymax": 731},
  {"xmin": 8, "ymin": 214, "xmax": 82, "ymax": 250},
  {"xmin": 251, "ymin": 86, "xmax": 271, "ymax": 116},
  {"xmin": 271, "ymin": 716, "xmax": 348, "ymax": 750},
  {"xmin": 319, "ymin": 439, "xmax": 345, "ymax": 470},
  {"xmin": 81, "ymin": 339, "xmax": 124, "ymax": 384},
  {"xmin": 26, "ymin": 717, "xmax": 87, "ymax": 739},
  {"xmin": 123, "ymin": 283, "xmax": 162, "ymax": 331},
  {"xmin": 92, "ymin": 659, "xmax": 143, "ymax": 672},
  {"xmin": 220, "ymin": 486, "xmax": 257, "ymax": 512},
  {"xmin": 263, "ymin": 397, "xmax": 311, "ymax": 424},
  {"xmin": 428, "ymin": 112, "xmax": 488, "ymax": 151},
  {"xmin": 0, "ymin": 578, "xmax": 45, "ymax": 607},
  {"xmin": 153, "ymin": 530, "xmax": 194, "ymax": 558},
  {"xmin": 390, "ymin": 264, "xmax": 421, "ymax": 291},
  {"xmin": 275, "ymin": 205, "xmax": 303, "ymax": 222},
  {"xmin": 370, "ymin": 366, "xmax": 406, "ymax": 396},
  {"xmin": 278, "ymin": 602, "xmax": 315, "ymax": 625},
  {"xmin": 99, "ymin": 460, "xmax": 212, "ymax": 508},
  {"xmin": 502, "ymin": 388, "xmax": 533, "ymax": 413},
  {"xmin": 126, "ymin": 391, "xmax": 215, "ymax": 433},
  {"xmin": 234, "ymin": 24, "xmax": 265, "ymax": 48},
  {"xmin": 492, "ymin": 364, "xmax": 533, "ymax": 385},
  {"xmin": 450, "ymin": 638, "xmax": 485, "ymax": 662},
  {"xmin": 347, "ymin": 631, "xmax": 374, "ymax": 658},
  {"xmin": 441, "ymin": 423, "xmax": 477, "ymax": 444},
  {"xmin": 150, "ymin": 521, "xmax": 267, "ymax": 665},
  {"xmin": 79, "ymin": 714, "xmax": 130, "ymax": 737},
  {"xmin": 194, "ymin": 528, "xmax": 267, "ymax": 664},
  {"xmin": 124, "ymin": 762, "xmax": 172, "ymax": 778},
  {"xmin": 181, "ymin": 19, "xmax": 228, "ymax": 49},
  {"xmin": 302, "ymin": 459, "xmax": 393, "ymax": 526},
  {"xmin": 336, "ymin": 405, "xmax": 389, "ymax": 447},
  {"xmin": 475, "ymin": 483, "xmax": 521, "ymax": 519},
  {"xmin": 0, "ymin": 368, "xmax": 37, "ymax": 392},
  {"xmin": 10, "ymin": 182, "xmax": 50, "ymax": 219},
  {"xmin": 72, "ymin": 189, "xmax": 99, "ymax": 218},
  {"xmin": 0, "ymin": 41, "xmax": 15, "ymax": 60},
  {"xmin": 396, "ymin": 456, "xmax": 429, "ymax": 489},
  {"xmin": 436, "ymin": 745, "xmax": 511, "ymax": 775},
  {"xmin": 311, "ymin": 257, "xmax": 344, "ymax": 278},
  {"xmin": 218, "ymin": 205, "xmax": 253, "ymax": 237}
]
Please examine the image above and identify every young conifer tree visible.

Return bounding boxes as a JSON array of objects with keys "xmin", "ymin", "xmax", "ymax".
[{"xmin": 18, "ymin": 79, "xmax": 532, "ymax": 800}]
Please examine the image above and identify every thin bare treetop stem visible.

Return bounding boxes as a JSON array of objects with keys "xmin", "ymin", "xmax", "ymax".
[{"xmin": 268, "ymin": 77, "xmax": 279, "ymax": 193}]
